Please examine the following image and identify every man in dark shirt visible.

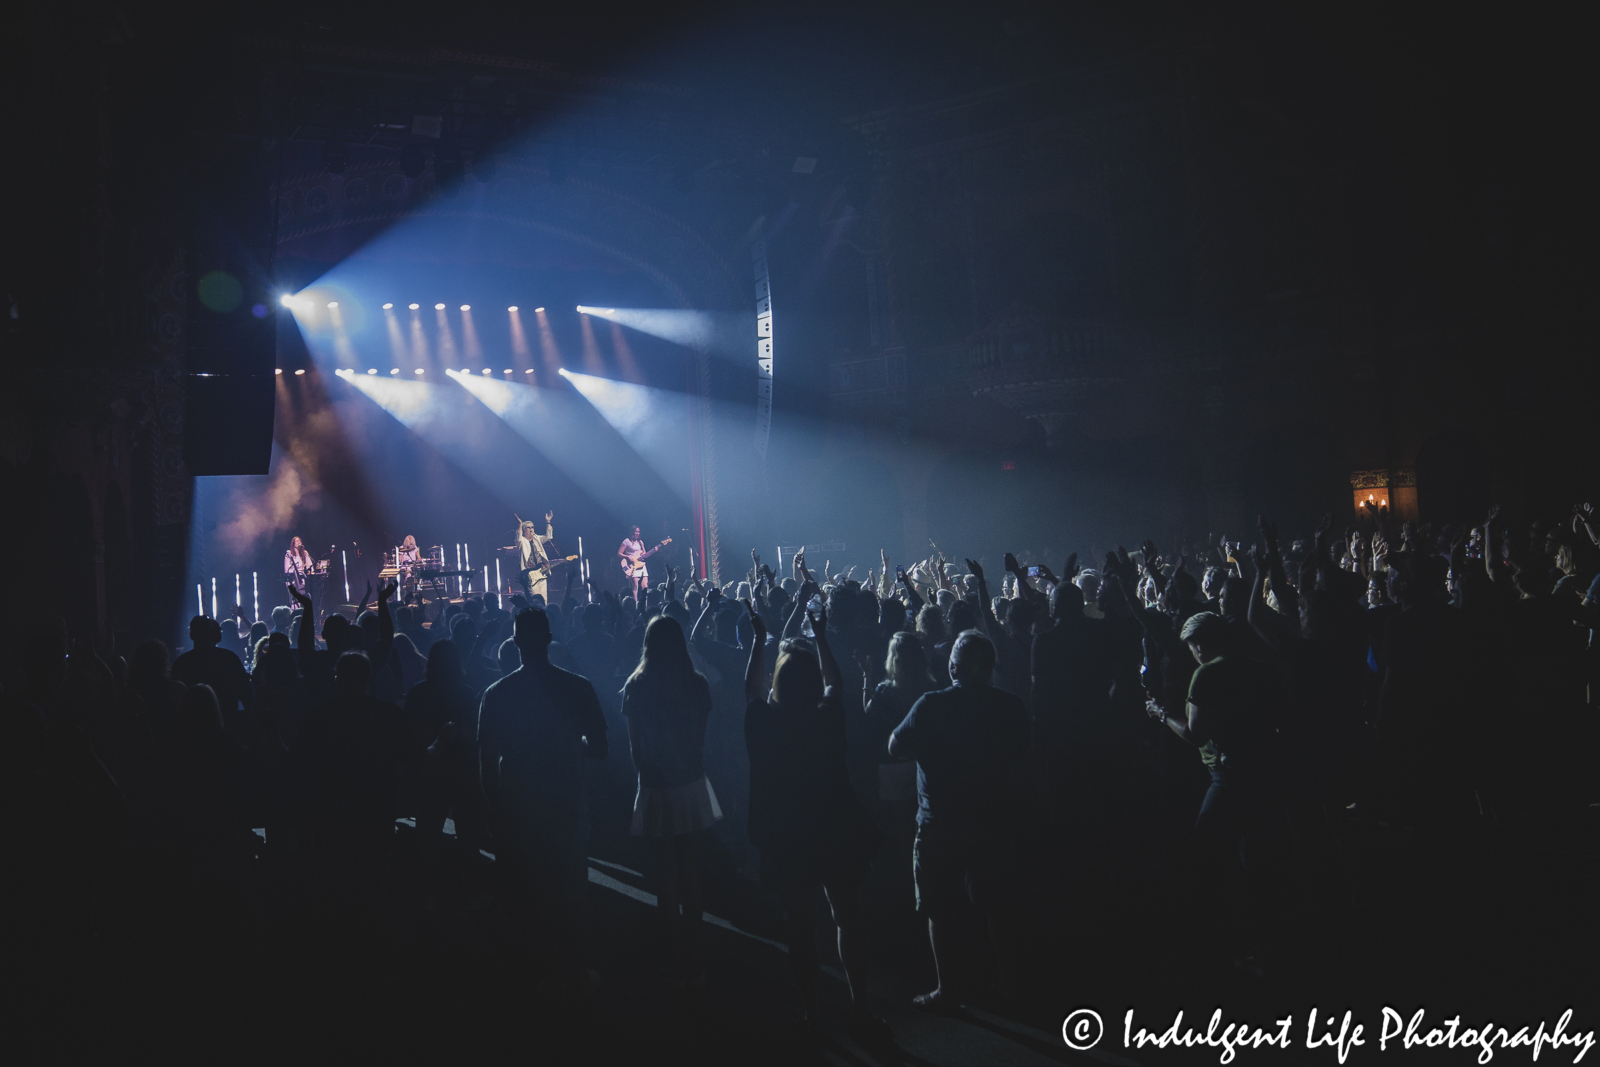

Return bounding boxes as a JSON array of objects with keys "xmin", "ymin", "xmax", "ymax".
[
  {"xmin": 1152, "ymin": 612, "xmax": 1278, "ymax": 826},
  {"xmin": 478, "ymin": 608, "xmax": 608, "ymax": 993},
  {"xmin": 171, "ymin": 616, "xmax": 252, "ymax": 731},
  {"xmin": 889, "ymin": 630, "xmax": 1029, "ymax": 1012},
  {"xmin": 1149, "ymin": 611, "xmax": 1280, "ymax": 961}
]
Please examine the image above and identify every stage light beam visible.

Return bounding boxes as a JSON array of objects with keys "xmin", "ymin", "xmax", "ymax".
[
  {"xmin": 461, "ymin": 304, "xmax": 482, "ymax": 363},
  {"xmin": 557, "ymin": 368, "xmax": 691, "ymax": 499},
  {"xmin": 590, "ymin": 307, "xmax": 754, "ymax": 361},
  {"xmin": 435, "ymin": 303, "xmax": 459, "ymax": 365},
  {"xmin": 578, "ymin": 311, "xmax": 604, "ymax": 373},
  {"xmin": 534, "ymin": 306, "xmax": 561, "ymax": 378},
  {"xmin": 451, "ymin": 370, "xmax": 666, "ymax": 519}
]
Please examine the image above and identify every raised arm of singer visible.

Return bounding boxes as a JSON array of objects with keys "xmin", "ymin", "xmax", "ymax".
[{"xmin": 518, "ymin": 519, "xmax": 552, "ymax": 604}]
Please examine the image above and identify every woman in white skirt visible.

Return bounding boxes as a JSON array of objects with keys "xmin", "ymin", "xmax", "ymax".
[{"xmin": 621, "ymin": 614, "xmax": 721, "ymax": 984}]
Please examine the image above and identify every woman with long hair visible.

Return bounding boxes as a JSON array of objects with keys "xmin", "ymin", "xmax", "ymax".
[
  {"xmin": 622, "ymin": 614, "xmax": 720, "ymax": 985},
  {"xmin": 391, "ymin": 631, "xmax": 428, "ymax": 691},
  {"xmin": 915, "ymin": 604, "xmax": 949, "ymax": 685},
  {"xmin": 397, "ymin": 535, "xmax": 422, "ymax": 601},
  {"xmin": 244, "ymin": 621, "xmax": 269, "ymax": 670},
  {"xmin": 284, "ymin": 536, "xmax": 315, "ymax": 596},
  {"xmin": 861, "ymin": 631, "xmax": 939, "ymax": 810},
  {"xmin": 744, "ymin": 601, "xmax": 884, "ymax": 1037}
]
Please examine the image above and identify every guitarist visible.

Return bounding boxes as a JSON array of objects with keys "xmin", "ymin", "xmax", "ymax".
[
  {"xmin": 517, "ymin": 511, "xmax": 556, "ymax": 604},
  {"xmin": 618, "ymin": 525, "xmax": 669, "ymax": 602}
]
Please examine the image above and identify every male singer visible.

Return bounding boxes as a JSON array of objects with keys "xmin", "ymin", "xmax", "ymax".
[{"xmin": 518, "ymin": 511, "xmax": 556, "ymax": 603}]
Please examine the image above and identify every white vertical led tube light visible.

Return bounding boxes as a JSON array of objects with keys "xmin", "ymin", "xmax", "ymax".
[
  {"xmin": 456, "ymin": 544, "xmax": 463, "ymax": 598},
  {"xmin": 211, "ymin": 577, "xmax": 218, "ymax": 619},
  {"xmin": 197, "ymin": 583, "xmax": 204, "ymax": 617},
  {"xmin": 483, "ymin": 565, "xmax": 489, "ymax": 594},
  {"xmin": 495, "ymin": 558, "xmax": 502, "ymax": 593},
  {"xmin": 464, "ymin": 543, "xmax": 472, "ymax": 592},
  {"xmin": 252, "ymin": 572, "xmax": 259, "ymax": 620},
  {"xmin": 235, "ymin": 574, "xmax": 241, "ymax": 617},
  {"xmin": 342, "ymin": 551, "xmax": 350, "ymax": 603}
]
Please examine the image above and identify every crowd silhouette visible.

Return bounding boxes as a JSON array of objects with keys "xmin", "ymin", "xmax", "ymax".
[{"xmin": 6, "ymin": 502, "xmax": 1599, "ymax": 1056}]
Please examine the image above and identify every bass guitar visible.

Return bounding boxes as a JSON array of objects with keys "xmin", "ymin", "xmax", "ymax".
[{"xmin": 620, "ymin": 537, "xmax": 672, "ymax": 577}]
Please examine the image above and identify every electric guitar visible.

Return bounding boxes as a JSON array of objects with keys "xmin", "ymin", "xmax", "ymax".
[
  {"xmin": 523, "ymin": 554, "xmax": 579, "ymax": 577},
  {"xmin": 620, "ymin": 537, "xmax": 672, "ymax": 577}
]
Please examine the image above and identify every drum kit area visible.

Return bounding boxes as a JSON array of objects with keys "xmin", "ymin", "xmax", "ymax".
[{"xmin": 379, "ymin": 545, "xmax": 472, "ymax": 601}]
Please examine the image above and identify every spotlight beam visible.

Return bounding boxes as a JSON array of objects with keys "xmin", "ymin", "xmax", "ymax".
[
  {"xmin": 579, "ymin": 307, "xmax": 755, "ymax": 361},
  {"xmin": 449, "ymin": 370, "xmax": 679, "ymax": 516},
  {"xmin": 558, "ymin": 368, "xmax": 692, "ymax": 501},
  {"xmin": 336, "ymin": 371, "xmax": 553, "ymax": 517}
]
